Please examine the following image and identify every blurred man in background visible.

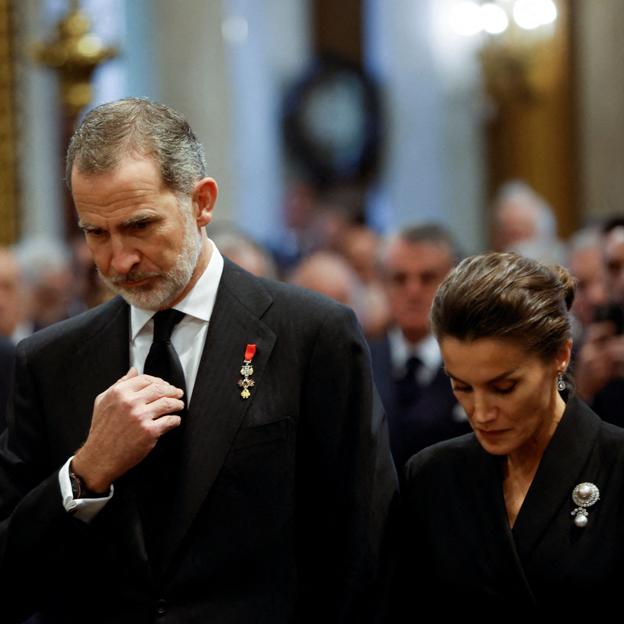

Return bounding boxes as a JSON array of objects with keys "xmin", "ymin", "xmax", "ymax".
[
  {"xmin": 565, "ymin": 227, "xmax": 608, "ymax": 340},
  {"xmin": 369, "ymin": 224, "xmax": 470, "ymax": 475},
  {"xmin": 491, "ymin": 180, "xmax": 565, "ymax": 264},
  {"xmin": 0, "ymin": 336, "xmax": 14, "ymax": 431},
  {"xmin": 0, "ymin": 247, "xmax": 27, "ymax": 342},
  {"xmin": 210, "ymin": 227, "xmax": 278, "ymax": 279},
  {"xmin": 575, "ymin": 220, "xmax": 624, "ymax": 426},
  {"xmin": 13, "ymin": 237, "xmax": 77, "ymax": 332},
  {"xmin": 340, "ymin": 226, "xmax": 390, "ymax": 338},
  {"xmin": 289, "ymin": 250, "xmax": 362, "ymax": 309}
]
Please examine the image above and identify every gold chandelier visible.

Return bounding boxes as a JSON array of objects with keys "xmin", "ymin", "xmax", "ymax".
[{"xmin": 451, "ymin": 0, "xmax": 561, "ymax": 101}]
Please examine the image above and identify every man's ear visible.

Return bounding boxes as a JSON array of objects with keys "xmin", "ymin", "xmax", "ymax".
[{"xmin": 192, "ymin": 177, "xmax": 218, "ymax": 227}]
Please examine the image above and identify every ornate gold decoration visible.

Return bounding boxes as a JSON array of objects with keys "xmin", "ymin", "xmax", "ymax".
[
  {"xmin": 480, "ymin": 26, "xmax": 562, "ymax": 103},
  {"xmin": 0, "ymin": 0, "xmax": 18, "ymax": 244},
  {"xmin": 450, "ymin": 0, "xmax": 561, "ymax": 102},
  {"xmin": 32, "ymin": 0, "xmax": 117, "ymax": 115}
]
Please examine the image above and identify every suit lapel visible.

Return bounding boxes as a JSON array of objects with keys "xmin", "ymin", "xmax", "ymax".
[
  {"xmin": 370, "ymin": 336, "xmax": 395, "ymax": 407},
  {"xmin": 512, "ymin": 396, "xmax": 602, "ymax": 561},
  {"xmin": 159, "ymin": 261, "xmax": 276, "ymax": 570},
  {"xmin": 68, "ymin": 297, "xmax": 130, "ymax": 451}
]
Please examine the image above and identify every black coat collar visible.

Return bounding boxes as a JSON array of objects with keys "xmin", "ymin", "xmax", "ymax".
[
  {"xmin": 469, "ymin": 395, "xmax": 602, "ymax": 601},
  {"xmin": 511, "ymin": 395, "xmax": 601, "ymax": 556}
]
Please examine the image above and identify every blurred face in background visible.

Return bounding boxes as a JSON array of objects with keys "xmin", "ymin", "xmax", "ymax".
[
  {"xmin": 0, "ymin": 248, "xmax": 24, "ymax": 337},
  {"xmin": 568, "ymin": 245, "xmax": 608, "ymax": 327},
  {"xmin": 492, "ymin": 201, "xmax": 538, "ymax": 252},
  {"xmin": 382, "ymin": 239, "xmax": 453, "ymax": 343},
  {"xmin": 341, "ymin": 227, "xmax": 380, "ymax": 284},
  {"xmin": 605, "ymin": 227, "xmax": 624, "ymax": 307},
  {"xmin": 30, "ymin": 267, "xmax": 74, "ymax": 329}
]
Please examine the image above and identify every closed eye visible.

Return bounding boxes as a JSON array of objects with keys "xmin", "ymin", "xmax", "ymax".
[
  {"xmin": 81, "ymin": 226, "xmax": 107, "ymax": 238},
  {"xmin": 492, "ymin": 383, "xmax": 516, "ymax": 395},
  {"xmin": 450, "ymin": 382, "xmax": 517, "ymax": 395},
  {"xmin": 125, "ymin": 219, "xmax": 154, "ymax": 233},
  {"xmin": 451, "ymin": 384, "xmax": 471, "ymax": 394}
]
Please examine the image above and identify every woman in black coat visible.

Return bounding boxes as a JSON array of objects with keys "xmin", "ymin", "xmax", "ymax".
[{"xmin": 396, "ymin": 252, "xmax": 624, "ymax": 614}]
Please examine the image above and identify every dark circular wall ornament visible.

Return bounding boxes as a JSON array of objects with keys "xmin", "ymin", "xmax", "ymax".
[{"xmin": 282, "ymin": 57, "xmax": 383, "ymax": 188}]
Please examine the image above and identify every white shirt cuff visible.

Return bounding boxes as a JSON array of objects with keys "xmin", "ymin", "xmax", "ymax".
[{"xmin": 59, "ymin": 456, "xmax": 114, "ymax": 523}]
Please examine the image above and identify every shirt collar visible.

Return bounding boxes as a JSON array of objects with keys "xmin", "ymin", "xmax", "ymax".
[
  {"xmin": 388, "ymin": 326, "xmax": 442, "ymax": 375},
  {"xmin": 130, "ymin": 239, "xmax": 224, "ymax": 340}
]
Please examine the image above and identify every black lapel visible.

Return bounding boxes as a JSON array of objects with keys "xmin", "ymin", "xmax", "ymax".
[
  {"xmin": 159, "ymin": 261, "xmax": 276, "ymax": 570},
  {"xmin": 369, "ymin": 335, "xmax": 403, "ymax": 435},
  {"xmin": 470, "ymin": 440, "xmax": 537, "ymax": 602},
  {"xmin": 369, "ymin": 335, "xmax": 395, "ymax": 406},
  {"xmin": 511, "ymin": 396, "xmax": 602, "ymax": 561},
  {"xmin": 67, "ymin": 297, "xmax": 130, "ymax": 452}
]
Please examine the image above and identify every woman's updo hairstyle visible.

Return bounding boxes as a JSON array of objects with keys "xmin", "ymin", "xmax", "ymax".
[{"xmin": 430, "ymin": 252, "xmax": 575, "ymax": 360}]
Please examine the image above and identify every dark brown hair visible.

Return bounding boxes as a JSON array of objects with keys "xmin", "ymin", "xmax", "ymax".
[
  {"xmin": 66, "ymin": 97, "xmax": 207, "ymax": 195},
  {"xmin": 431, "ymin": 252, "xmax": 575, "ymax": 360}
]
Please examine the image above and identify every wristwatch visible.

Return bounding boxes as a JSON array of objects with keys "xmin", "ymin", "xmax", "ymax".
[{"xmin": 69, "ymin": 467, "xmax": 100, "ymax": 499}]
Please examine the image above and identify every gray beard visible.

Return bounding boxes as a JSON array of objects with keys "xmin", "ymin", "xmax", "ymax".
[{"xmin": 99, "ymin": 218, "xmax": 201, "ymax": 311}]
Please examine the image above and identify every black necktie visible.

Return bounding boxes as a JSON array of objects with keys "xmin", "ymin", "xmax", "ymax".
[
  {"xmin": 143, "ymin": 309, "xmax": 187, "ymax": 399},
  {"xmin": 396, "ymin": 355, "xmax": 422, "ymax": 406},
  {"xmin": 137, "ymin": 308, "xmax": 186, "ymax": 569}
]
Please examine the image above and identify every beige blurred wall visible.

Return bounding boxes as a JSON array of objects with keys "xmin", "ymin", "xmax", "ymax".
[
  {"xmin": 576, "ymin": 0, "xmax": 624, "ymax": 220},
  {"xmin": 148, "ymin": 0, "xmax": 236, "ymax": 226}
]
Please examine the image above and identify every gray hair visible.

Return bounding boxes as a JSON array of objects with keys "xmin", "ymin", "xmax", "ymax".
[
  {"xmin": 566, "ymin": 226, "xmax": 603, "ymax": 259},
  {"xmin": 66, "ymin": 97, "xmax": 207, "ymax": 195},
  {"xmin": 493, "ymin": 180, "xmax": 557, "ymax": 240},
  {"xmin": 14, "ymin": 236, "xmax": 70, "ymax": 286},
  {"xmin": 379, "ymin": 223, "xmax": 460, "ymax": 269}
]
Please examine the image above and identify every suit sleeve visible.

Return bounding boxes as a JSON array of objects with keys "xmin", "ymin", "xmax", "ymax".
[
  {"xmin": 0, "ymin": 342, "xmax": 91, "ymax": 622},
  {"xmin": 295, "ymin": 304, "xmax": 399, "ymax": 623}
]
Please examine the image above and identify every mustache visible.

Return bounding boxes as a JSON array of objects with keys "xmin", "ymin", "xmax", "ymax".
[{"xmin": 104, "ymin": 270, "xmax": 161, "ymax": 285}]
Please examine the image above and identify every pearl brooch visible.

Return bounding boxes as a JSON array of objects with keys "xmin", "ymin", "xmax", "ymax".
[{"xmin": 571, "ymin": 482, "xmax": 600, "ymax": 528}]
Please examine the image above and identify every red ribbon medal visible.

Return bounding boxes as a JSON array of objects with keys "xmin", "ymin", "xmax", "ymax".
[{"xmin": 238, "ymin": 343, "xmax": 257, "ymax": 399}]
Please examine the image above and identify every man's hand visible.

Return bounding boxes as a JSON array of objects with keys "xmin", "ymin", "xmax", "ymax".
[{"xmin": 71, "ymin": 367, "xmax": 184, "ymax": 492}]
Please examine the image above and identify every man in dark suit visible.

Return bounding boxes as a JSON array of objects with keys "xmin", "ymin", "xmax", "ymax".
[
  {"xmin": 0, "ymin": 335, "xmax": 15, "ymax": 431},
  {"xmin": 0, "ymin": 98, "xmax": 397, "ymax": 623},
  {"xmin": 574, "ymin": 220, "xmax": 624, "ymax": 427},
  {"xmin": 369, "ymin": 224, "xmax": 471, "ymax": 475}
]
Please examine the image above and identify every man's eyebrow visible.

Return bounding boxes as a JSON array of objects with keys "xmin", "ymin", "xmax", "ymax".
[
  {"xmin": 78, "ymin": 213, "xmax": 160, "ymax": 231},
  {"xmin": 122, "ymin": 214, "xmax": 158, "ymax": 227},
  {"xmin": 78, "ymin": 221, "xmax": 100, "ymax": 232}
]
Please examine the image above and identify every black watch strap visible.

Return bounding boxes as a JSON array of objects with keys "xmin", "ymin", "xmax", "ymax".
[{"xmin": 69, "ymin": 468, "xmax": 101, "ymax": 499}]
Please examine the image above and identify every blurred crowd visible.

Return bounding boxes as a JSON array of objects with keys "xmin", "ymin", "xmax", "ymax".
[{"xmin": 1, "ymin": 178, "xmax": 624, "ymax": 472}]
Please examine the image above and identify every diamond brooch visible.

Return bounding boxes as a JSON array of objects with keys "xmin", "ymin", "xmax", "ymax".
[{"xmin": 571, "ymin": 482, "xmax": 600, "ymax": 528}]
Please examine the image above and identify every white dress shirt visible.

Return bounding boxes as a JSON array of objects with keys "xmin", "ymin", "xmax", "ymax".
[
  {"xmin": 387, "ymin": 327, "xmax": 468, "ymax": 423},
  {"xmin": 129, "ymin": 241, "xmax": 223, "ymax": 400},
  {"xmin": 59, "ymin": 241, "xmax": 224, "ymax": 521},
  {"xmin": 387, "ymin": 327, "xmax": 442, "ymax": 386}
]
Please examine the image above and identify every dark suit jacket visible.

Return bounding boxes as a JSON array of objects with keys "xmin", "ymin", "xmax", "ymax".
[
  {"xmin": 0, "ymin": 336, "xmax": 15, "ymax": 432},
  {"xmin": 368, "ymin": 334, "xmax": 470, "ymax": 474},
  {"xmin": 0, "ymin": 261, "xmax": 397, "ymax": 623},
  {"xmin": 395, "ymin": 395, "xmax": 624, "ymax": 615},
  {"xmin": 589, "ymin": 377, "xmax": 624, "ymax": 428}
]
